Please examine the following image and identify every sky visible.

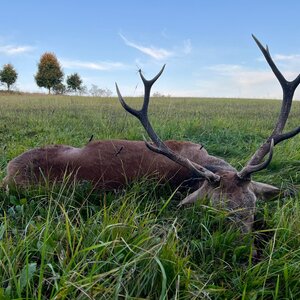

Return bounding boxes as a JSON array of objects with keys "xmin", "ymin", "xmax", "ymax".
[{"xmin": 1, "ymin": 1, "xmax": 300, "ymax": 99}]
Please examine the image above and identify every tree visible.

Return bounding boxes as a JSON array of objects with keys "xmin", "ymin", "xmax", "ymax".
[
  {"xmin": 53, "ymin": 82, "xmax": 66, "ymax": 95},
  {"xmin": 89, "ymin": 84, "xmax": 113, "ymax": 97},
  {"xmin": 66, "ymin": 73, "xmax": 83, "ymax": 93},
  {"xmin": 152, "ymin": 92, "xmax": 171, "ymax": 98},
  {"xmin": 35, "ymin": 52, "xmax": 64, "ymax": 94},
  {"xmin": 0, "ymin": 64, "xmax": 18, "ymax": 91}
]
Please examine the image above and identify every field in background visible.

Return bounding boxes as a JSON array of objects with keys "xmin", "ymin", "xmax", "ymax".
[{"xmin": 0, "ymin": 94, "xmax": 300, "ymax": 299}]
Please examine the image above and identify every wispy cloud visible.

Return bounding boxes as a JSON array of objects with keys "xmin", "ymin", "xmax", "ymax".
[
  {"xmin": 256, "ymin": 51, "xmax": 300, "ymax": 81},
  {"xmin": 197, "ymin": 63, "xmax": 290, "ymax": 98},
  {"xmin": 273, "ymin": 53, "xmax": 300, "ymax": 75},
  {"xmin": 119, "ymin": 33, "xmax": 173, "ymax": 60},
  {"xmin": 0, "ymin": 44, "xmax": 34, "ymax": 55},
  {"xmin": 205, "ymin": 63, "xmax": 300, "ymax": 84},
  {"xmin": 61, "ymin": 59, "xmax": 127, "ymax": 71},
  {"xmin": 207, "ymin": 64, "xmax": 278, "ymax": 85},
  {"xmin": 257, "ymin": 53, "xmax": 300, "ymax": 71},
  {"xmin": 274, "ymin": 54, "xmax": 300, "ymax": 61},
  {"xmin": 206, "ymin": 64, "xmax": 243, "ymax": 74}
]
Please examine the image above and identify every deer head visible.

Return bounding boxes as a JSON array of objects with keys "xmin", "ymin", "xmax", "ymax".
[{"xmin": 116, "ymin": 35, "xmax": 300, "ymax": 233}]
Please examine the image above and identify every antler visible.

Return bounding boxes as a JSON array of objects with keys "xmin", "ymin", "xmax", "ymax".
[
  {"xmin": 116, "ymin": 65, "xmax": 220, "ymax": 182},
  {"xmin": 238, "ymin": 35, "xmax": 300, "ymax": 179}
]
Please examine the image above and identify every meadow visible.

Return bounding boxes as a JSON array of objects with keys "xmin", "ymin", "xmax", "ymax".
[{"xmin": 0, "ymin": 94, "xmax": 300, "ymax": 299}]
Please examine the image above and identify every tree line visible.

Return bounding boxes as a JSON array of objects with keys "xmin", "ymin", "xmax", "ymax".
[{"xmin": 0, "ymin": 52, "xmax": 113, "ymax": 96}]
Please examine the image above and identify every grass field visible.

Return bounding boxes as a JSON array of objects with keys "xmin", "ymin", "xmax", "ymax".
[{"xmin": 0, "ymin": 94, "xmax": 300, "ymax": 299}]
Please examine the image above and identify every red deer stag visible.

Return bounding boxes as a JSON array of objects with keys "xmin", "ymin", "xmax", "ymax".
[{"xmin": 4, "ymin": 35, "xmax": 300, "ymax": 232}]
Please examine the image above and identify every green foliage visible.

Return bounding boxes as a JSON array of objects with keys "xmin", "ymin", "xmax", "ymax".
[
  {"xmin": 0, "ymin": 95, "xmax": 299, "ymax": 299},
  {"xmin": 53, "ymin": 82, "xmax": 67, "ymax": 95},
  {"xmin": 35, "ymin": 53, "xmax": 64, "ymax": 94},
  {"xmin": 66, "ymin": 73, "xmax": 83, "ymax": 93},
  {"xmin": 0, "ymin": 63, "xmax": 18, "ymax": 91}
]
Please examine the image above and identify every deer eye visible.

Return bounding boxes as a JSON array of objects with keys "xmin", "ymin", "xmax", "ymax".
[
  {"xmin": 210, "ymin": 179, "xmax": 221, "ymax": 188},
  {"xmin": 236, "ymin": 175, "xmax": 251, "ymax": 186}
]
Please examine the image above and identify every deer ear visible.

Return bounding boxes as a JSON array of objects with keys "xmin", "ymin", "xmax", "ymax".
[{"xmin": 250, "ymin": 181, "xmax": 280, "ymax": 201}]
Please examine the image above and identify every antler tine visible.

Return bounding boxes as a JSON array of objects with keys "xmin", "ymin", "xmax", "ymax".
[
  {"xmin": 139, "ymin": 65, "xmax": 166, "ymax": 85},
  {"xmin": 115, "ymin": 65, "xmax": 166, "ymax": 119},
  {"xmin": 139, "ymin": 64, "xmax": 166, "ymax": 113},
  {"xmin": 115, "ymin": 83, "xmax": 140, "ymax": 119},
  {"xmin": 240, "ymin": 36, "xmax": 300, "ymax": 178},
  {"xmin": 252, "ymin": 34, "xmax": 286, "ymax": 89},
  {"xmin": 274, "ymin": 126, "xmax": 300, "ymax": 144},
  {"xmin": 116, "ymin": 66, "xmax": 220, "ymax": 182},
  {"xmin": 238, "ymin": 139, "xmax": 274, "ymax": 179}
]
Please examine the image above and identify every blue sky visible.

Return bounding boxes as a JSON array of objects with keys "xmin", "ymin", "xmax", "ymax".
[{"xmin": 1, "ymin": 1, "xmax": 300, "ymax": 98}]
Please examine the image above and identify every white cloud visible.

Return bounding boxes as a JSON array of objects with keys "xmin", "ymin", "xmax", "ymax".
[
  {"xmin": 257, "ymin": 52, "xmax": 300, "ymax": 74},
  {"xmin": 193, "ymin": 62, "xmax": 300, "ymax": 98},
  {"xmin": 274, "ymin": 54, "xmax": 300, "ymax": 62},
  {"xmin": 119, "ymin": 33, "xmax": 173, "ymax": 60},
  {"xmin": 205, "ymin": 64, "xmax": 243, "ymax": 74},
  {"xmin": 205, "ymin": 63, "xmax": 300, "ymax": 84},
  {"xmin": 61, "ymin": 59, "xmax": 127, "ymax": 71},
  {"xmin": 0, "ymin": 44, "xmax": 34, "ymax": 55}
]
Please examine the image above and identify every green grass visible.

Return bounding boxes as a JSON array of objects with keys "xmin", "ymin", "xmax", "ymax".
[{"xmin": 0, "ymin": 94, "xmax": 300, "ymax": 299}]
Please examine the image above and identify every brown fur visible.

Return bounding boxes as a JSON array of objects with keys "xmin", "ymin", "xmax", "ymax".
[{"xmin": 4, "ymin": 140, "xmax": 231, "ymax": 189}]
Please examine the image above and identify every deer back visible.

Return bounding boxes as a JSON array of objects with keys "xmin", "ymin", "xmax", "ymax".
[{"xmin": 4, "ymin": 139, "xmax": 233, "ymax": 190}]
